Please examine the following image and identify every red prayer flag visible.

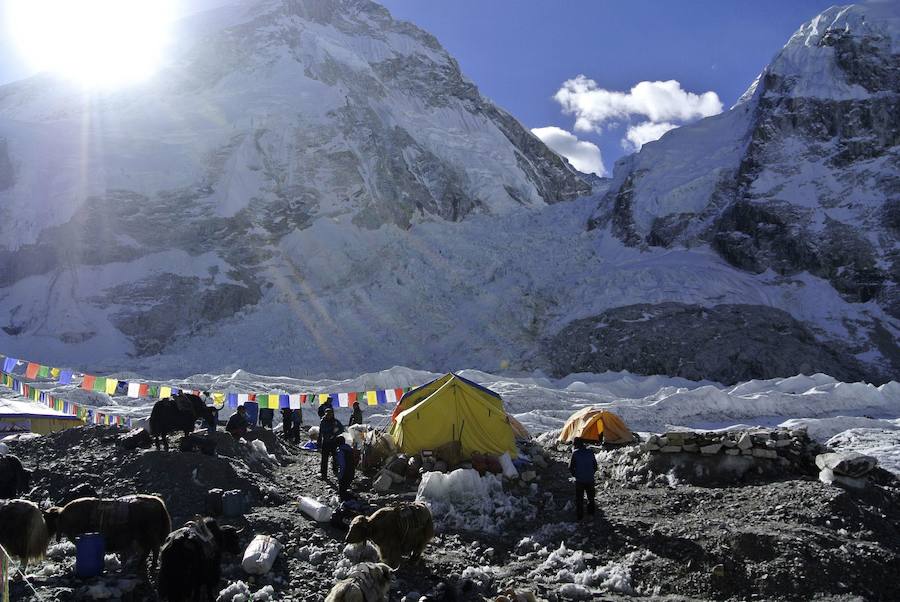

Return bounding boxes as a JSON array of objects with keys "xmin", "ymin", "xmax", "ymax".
[
  {"xmin": 25, "ymin": 362, "xmax": 39, "ymax": 379},
  {"xmin": 394, "ymin": 388, "xmax": 404, "ymax": 401},
  {"xmin": 82, "ymin": 375, "xmax": 96, "ymax": 391},
  {"xmin": 138, "ymin": 383, "xmax": 149, "ymax": 397},
  {"xmin": 348, "ymin": 392, "xmax": 357, "ymax": 403}
]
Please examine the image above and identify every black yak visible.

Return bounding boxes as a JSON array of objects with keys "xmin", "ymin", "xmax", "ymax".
[
  {"xmin": 0, "ymin": 499, "xmax": 49, "ymax": 572},
  {"xmin": 148, "ymin": 393, "xmax": 215, "ymax": 451},
  {"xmin": 0, "ymin": 455, "xmax": 31, "ymax": 499},
  {"xmin": 44, "ymin": 494, "xmax": 171, "ymax": 573},
  {"xmin": 158, "ymin": 517, "xmax": 241, "ymax": 602}
]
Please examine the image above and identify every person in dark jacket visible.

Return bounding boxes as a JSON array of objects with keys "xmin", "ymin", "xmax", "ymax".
[
  {"xmin": 280, "ymin": 408, "xmax": 296, "ymax": 442},
  {"xmin": 349, "ymin": 401, "xmax": 363, "ymax": 427},
  {"xmin": 569, "ymin": 438, "xmax": 598, "ymax": 520},
  {"xmin": 317, "ymin": 398, "xmax": 333, "ymax": 419},
  {"xmin": 317, "ymin": 407, "xmax": 345, "ymax": 479},
  {"xmin": 259, "ymin": 407, "xmax": 274, "ymax": 429},
  {"xmin": 334, "ymin": 437, "xmax": 357, "ymax": 501},
  {"xmin": 225, "ymin": 406, "xmax": 249, "ymax": 440}
]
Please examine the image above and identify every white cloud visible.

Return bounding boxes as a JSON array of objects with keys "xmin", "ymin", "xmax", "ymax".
[
  {"xmin": 531, "ymin": 126, "xmax": 607, "ymax": 177},
  {"xmin": 623, "ymin": 121, "xmax": 679, "ymax": 152},
  {"xmin": 554, "ymin": 76, "xmax": 723, "ymax": 133}
]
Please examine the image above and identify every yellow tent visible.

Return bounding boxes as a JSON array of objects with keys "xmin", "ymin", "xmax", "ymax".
[
  {"xmin": 0, "ymin": 397, "xmax": 84, "ymax": 435},
  {"xmin": 388, "ymin": 373, "xmax": 518, "ymax": 459},
  {"xmin": 558, "ymin": 407, "xmax": 633, "ymax": 444}
]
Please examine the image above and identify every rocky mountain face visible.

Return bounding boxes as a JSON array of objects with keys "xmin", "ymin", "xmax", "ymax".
[
  {"xmin": 0, "ymin": 1, "xmax": 896, "ymax": 384},
  {"xmin": 0, "ymin": 0, "xmax": 587, "ymax": 365},
  {"xmin": 576, "ymin": 3, "xmax": 900, "ymax": 382}
]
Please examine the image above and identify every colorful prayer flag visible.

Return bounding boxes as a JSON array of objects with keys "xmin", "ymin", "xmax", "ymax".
[
  {"xmin": 376, "ymin": 390, "xmax": 387, "ymax": 405},
  {"xmin": 1, "ymin": 357, "xmax": 16, "ymax": 373},
  {"xmin": 25, "ymin": 362, "xmax": 39, "ymax": 379},
  {"xmin": 237, "ymin": 393, "xmax": 249, "ymax": 406},
  {"xmin": 127, "ymin": 382, "xmax": 140, "ymax": 398},
  {"xmin": 213, "ymin": 393, "xmax": 225, "ymax": 409},
  {"xmin": 93, "ymin": 377, "xmax": 107, "ymax": 393},
  {"xmin": 58, "ymin": 370, "xmax": 73, "ymax": 385},
  {"xmin": 37, "ymin": 365, "xmax": 50, "ymax": 378},
  {"xmin": 289, "ymin": 394, "xmax": 301, "ymax": 409},
  {"xmin": 139, "ymin": 384, "xmax": 149, "ymax": 397},
  {"xmin": 82, "ymin": 375, "xmax": 96, "ymax": 391},
  {"xmin": 159, "ymin": 386, "xmax": 172, "ymax": 399},
  {"xmin": 318, "ymin": 393, "xmax": 330, "ymax": 405},
  {"xmin": 366, "ymin": 390, "xmax": 378, "ymax": 406},
  {"xmin": 105, "ymin": 379, "xmax": 118, "ymax": 395},
  {"xmin": 385, "ymin": 389, "xmax": 398, "ymax": 404},
  {"xmin": 279, "ymin": 394, "xmax": 290, "ymax": 409}
]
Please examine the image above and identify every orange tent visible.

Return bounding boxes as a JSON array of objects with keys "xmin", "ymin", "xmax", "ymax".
[{"xmin": 558, "ymin": 408, "xmax": 633, "ymax": 444}]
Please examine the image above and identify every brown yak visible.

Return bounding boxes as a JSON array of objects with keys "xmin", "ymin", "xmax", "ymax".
[
  {"xmin": 345, "ymin": 502, "xmax": 433, "ymax": 568},
  {"xmin": 0, "ymin": 499, "xmax": 50, "ymax": 572},
  {"xmin": 44, "ymin": 494, "xmax": 171, "ymax": 573}
]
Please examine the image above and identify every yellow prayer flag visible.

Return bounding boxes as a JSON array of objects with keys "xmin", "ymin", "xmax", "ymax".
[
  {"xmin": 159, "ymin": 386, "xmax": 172, "ymax": 399},
  {"xmin": 213, "ymin": 393, "xmax": 225, "ymax": 409},
  {"xmin": 105, "ymin": 379, "xmax": 118, "ymax": 395},
  {"xmin": 318, "ymin": 393, "xmax": 330, "ymax": 405},
  {"xmin": 50, "ymin": 367, "xmax": 60, "ymax": 378},
  {"xmin": 366, "ymin": 390, "xmax": 378, "ymax": 406}
]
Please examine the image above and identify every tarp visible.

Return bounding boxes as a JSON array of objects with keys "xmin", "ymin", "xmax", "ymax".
[
  {"xmin": 558, "ymin": 407, "xmax": 633, "ymax": 444},
  {"xmin": 388, "ymin": 373, "xmax": 517, "ymax": 459},
  {"xmin": 0, "ymin": 397, "xmax": 84, "ymax": 435}
]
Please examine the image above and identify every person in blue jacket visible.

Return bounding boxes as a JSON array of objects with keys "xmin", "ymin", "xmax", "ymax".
[{"xmin": 569, "ymin": 437, "xmax": 598, "ymax": 520}]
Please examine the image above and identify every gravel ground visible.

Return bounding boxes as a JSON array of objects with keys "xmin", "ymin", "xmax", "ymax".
[{"xmin": 5, "ymin": 425, "xmax": 900, "ymax": 601}]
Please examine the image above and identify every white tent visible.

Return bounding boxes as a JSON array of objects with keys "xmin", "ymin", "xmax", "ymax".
[{"xmin": 0, "ymin": 397, "xmax": 83, "ymax": 435}]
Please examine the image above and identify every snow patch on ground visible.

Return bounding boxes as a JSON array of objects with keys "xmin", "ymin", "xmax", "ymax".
[{"xmin": 416, "ymin": 469, "xmax": 537, "ymax": 534}]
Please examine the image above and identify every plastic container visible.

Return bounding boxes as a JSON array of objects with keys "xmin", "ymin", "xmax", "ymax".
[
  {"xmin": 298, "ymin": 496, "xmax": 332, "ymax": 522},
  {"xmin": 205, "ymin": 488, "xmax": 224, "ymax": 516},
  {"xmin": 241, "ymin": 534, "xmax": 282, "ymax": 575},
  {"xmin": 222, "ymin": 490, "xmax": 247, "ymax": 517},
  {"xmin": 499, "ymin": 452, "xmax": 519, "ymax": 479},
  {"xmin": 75, "ymin": 533, "xmax": 105, "ymax": 578}
]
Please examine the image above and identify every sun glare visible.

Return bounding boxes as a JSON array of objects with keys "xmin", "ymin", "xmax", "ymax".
[{"xmin": 8, "ymin": 0, "xmax": 177, "ymax": 87}]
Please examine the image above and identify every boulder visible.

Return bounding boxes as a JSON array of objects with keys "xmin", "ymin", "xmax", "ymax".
[
  {"xmin": 737, "ymin": 433, "xmax": 753, "ymax": 450},
  {"xmin": 752, "ymin": 448, "xmax": 778, "ymax": 459},
  {"xmin": 373, "ymin": 472, "xmax": 393, "ymax": 492},
  {"xmin": 660, "ymin": 445, "xmax": 682, "ymax": 453},
  {"xmin": 700, "ymin": 444, "xmax": 722, "ymax": 455},
  {"xmin": 815, "ymin": 452, "xmax": 878, "ymax": 477}
]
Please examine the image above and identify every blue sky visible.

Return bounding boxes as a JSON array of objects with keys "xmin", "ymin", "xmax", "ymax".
[{"xmin": 0, "ymin": 0, "xmax": 839, "ymax": 173}]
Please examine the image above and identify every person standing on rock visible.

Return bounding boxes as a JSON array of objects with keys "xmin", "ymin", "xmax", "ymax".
[
  {"xmin": 349, "ymin": 401, "xmax": 363, "ymax": 427},
  {"xmin": 226, "ymin": 405, "xmax": 249, "ymax": 440},
  {"xmin": 318, "ymin": 407, "xmax": 345, "ymax": 480},
  {"xmin": 280, "ymin": 408, "xmax": 296, "ymax": 442},
  {"xmin": 569, "ymin": 437, "xmax": 598, "ymax": 520}
]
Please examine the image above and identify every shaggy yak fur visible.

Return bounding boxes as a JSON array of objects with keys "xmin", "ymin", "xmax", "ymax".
[
  {"xmin": 149, "ymin": 393, "xmax": 215, "ymax": 451},
  {"xmin": 345, "ymin": 502, "xmax": 433, "ymax": 568},
  {"xmin": 325, "ymin": 562, "xmax": 393, "ymax": 602},
  {"xmin": 158, "ymin": 517, "xmax": 241, "ymax": 602},
  {"xmin": 0, "ymin": 455, "xmax": 32, "ymax": 499},
  {"xmin": 0, "ymin": 499, "xmax": 49, "ymax": 570},
  {"xmin": 44, "ymin": 494, "xmax": 172, "ymax": 572}
]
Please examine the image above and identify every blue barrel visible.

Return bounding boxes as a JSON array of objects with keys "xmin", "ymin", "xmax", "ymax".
[{"xmin": 75, "ymin": 533, "xmax": 105, "ymax": 578}]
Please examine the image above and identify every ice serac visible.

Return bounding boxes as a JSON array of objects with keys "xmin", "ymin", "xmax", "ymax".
[
  {"xmin": 0, "ymin": 0, "xmax": 587, "ymax": 363},
  {"xmin": 583, "ymin": 3, "xmax": 900, "ymax": 380}
]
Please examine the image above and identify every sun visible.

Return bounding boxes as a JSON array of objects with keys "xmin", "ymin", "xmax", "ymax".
[{"xmin": 7, "ymin": 0, "xmax": 177, "ymax": 87}]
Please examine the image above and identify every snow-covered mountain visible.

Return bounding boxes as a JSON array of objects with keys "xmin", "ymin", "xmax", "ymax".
[
  {"xmin": 0, "ymin": 1, "xmax": 896, "ymax": 383},
  {"xmin": 562, "ymin": 3, "xmax": 900, "ymax": 382}
]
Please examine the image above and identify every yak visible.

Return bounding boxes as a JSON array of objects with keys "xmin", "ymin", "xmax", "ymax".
[
  {"xmin": 325, "ymin": 562, "xmax": 393, "ymax": 602},
  {"xmin": 44, "ymin": 494, "xmax": 171, "ymax": 574},
  {"xmin": 157, "ymin": 517, "xmax": 241, "ymax": 602},
  {"xmin": 149, "ymin": 393, "xmax": 215, "ymax": 451},
  {"xmin": 0, "ymin": 499, "xmax": 49, "ymax": 572},
  {"xmin": 345, "ymin": 502, "xmax": 433, "ymax": 568},
  {"xmin": 0, "ymin": 455, "xmax": 31, "ymax": 499}
]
